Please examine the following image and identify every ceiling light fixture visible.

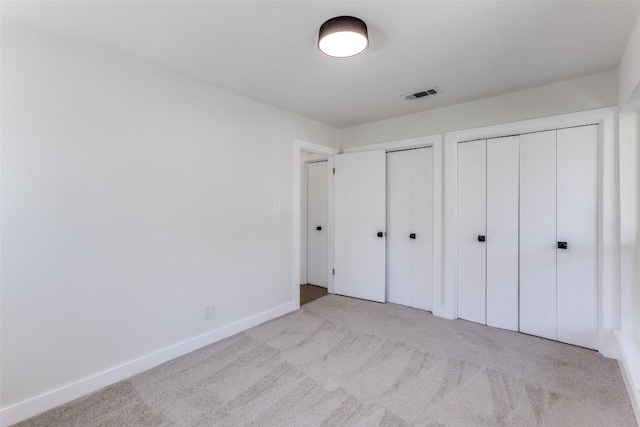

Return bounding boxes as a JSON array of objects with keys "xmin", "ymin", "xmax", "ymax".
[{"xmin": 318, "ymin": 16, "xmax": 368, "ymax": 59}]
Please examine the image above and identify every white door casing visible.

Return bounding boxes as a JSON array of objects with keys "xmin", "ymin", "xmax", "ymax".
[{"xmin": 333, "ymin": 150, "xmax": 387, "ymax": 303}]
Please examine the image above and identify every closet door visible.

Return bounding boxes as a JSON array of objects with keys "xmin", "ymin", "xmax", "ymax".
[
  {"xmin": 387, "ymin": 150, "xmax": 411, "ymax": 306},
  {"xmin": 519, "ymin": 130, "xmax": 557, "ymax": 341},
  {"xmin": 306, "ymin": 161, "xmax": 328, "ymax": 288},
  {"xmin": 486, "ymin": 137, "xmax": 519, "ymax": 331},
  {"xmin": 457, "ymin": 140, "xmax": 486, "ymax": 324},
  {"xmin": 410, "ymin": 148, "xmax": 434, "ymax": 311},
  {"xmin": 387, "ymin": 147, "xmax": 433, "ymax": 311},
  {"xmin": 334, "ymin": 151, "xmax": 387, "ymax": 303},
  {"xmin": 557, "ymin": 125, "xmax": 598, "ymax": 349}
]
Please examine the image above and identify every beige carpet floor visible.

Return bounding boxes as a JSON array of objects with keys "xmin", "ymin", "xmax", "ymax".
[{"xmin": 15, "ymin": 295, "xmax": 635, "ymax": 426}]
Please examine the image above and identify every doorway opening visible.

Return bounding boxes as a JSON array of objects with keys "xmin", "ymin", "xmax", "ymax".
[
  {"xmin": 292, "ymin": 139, "xmax": 338, "ymax": 310},
  {"xmin": 300, "ymin": 151, "xmax": 330, "ymax": 306}
]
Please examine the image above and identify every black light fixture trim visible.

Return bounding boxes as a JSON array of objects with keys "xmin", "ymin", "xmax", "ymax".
[{"xmin": 318, "ymin": 16, "xmax": 369, "ymax": 59}]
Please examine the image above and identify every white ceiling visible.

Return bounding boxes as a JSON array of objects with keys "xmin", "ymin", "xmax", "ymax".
[{"xmin": 3, "ymin": 1, "xmax": 640, "ymax": 128}]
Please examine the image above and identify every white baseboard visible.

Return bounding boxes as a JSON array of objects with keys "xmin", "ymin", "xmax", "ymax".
[
  {"xmin": 615, "ymin": 330, "xmax": 640, "ymax": 424},
  {"xmin": 599, "ymin": 330, "xmax": 618, "ymax": 359},
  {"xmin": 0, "ymin": 301, "xmax": 295, "ymax": 427}
]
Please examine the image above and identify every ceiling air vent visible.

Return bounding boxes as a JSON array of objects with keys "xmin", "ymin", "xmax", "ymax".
[{"xmin": 403, "ymin": 87, "xmax": 441, "ymax": 100}]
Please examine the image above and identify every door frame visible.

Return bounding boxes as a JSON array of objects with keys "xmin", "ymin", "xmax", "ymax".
[
  {"xmin": 292, "ymin": 140, "xmax": 339, "ymax": 310},
  {"xmin": 443, "ymin": 107, "xmax": 618, "ymax": 357},
  {"xmin": 301, "ymin": 157, "xmax": 329, "ymax": 287},
  {"xmin": 343, "ymin": 134, "xmax": 443, "ymax": 315}
]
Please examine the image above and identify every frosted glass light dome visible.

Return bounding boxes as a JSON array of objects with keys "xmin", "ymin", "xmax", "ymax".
[{"xmin": 318, "ymin": 16, "xmax": 369, "ymax": 59}]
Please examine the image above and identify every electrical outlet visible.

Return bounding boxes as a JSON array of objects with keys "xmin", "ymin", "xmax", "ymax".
[{"xmin": 204, "ymin": 304, "xmax": 213, "ymax": 319}]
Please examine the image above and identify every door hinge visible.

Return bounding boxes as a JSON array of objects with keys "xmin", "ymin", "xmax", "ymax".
[
  {"xmin": 332, "ymin": 268, "xmax": 335, "ymax": 275},
  {"xmin": 333, "ymin": 168, "xmax": 335, "ymax": 174}
]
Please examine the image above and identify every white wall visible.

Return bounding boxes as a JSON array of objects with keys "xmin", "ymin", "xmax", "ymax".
[
  {"xmin": 618, "ymin": 5, "xmax": 640, "ymax": 340},
  {"xmin": 619, "ymin": 12, "xmax": 640, "ymax": 111},
  {"xmin": 0, "ymin": 18, "xmax": 339, "ymax": 415},
  {"xmin": 341, "ymin": 71, "xmax": 617, "ymax": 148},
  {"xmin": 617, "ymin": 12, "xmax": 640, "ymax": 418},
  {"xmin": 619, "ymin": 111, "xmax": 640, "ymax": 337}
]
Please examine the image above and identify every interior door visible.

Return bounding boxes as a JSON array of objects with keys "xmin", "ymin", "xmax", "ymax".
[
  {"xmin": 457, "ymin": 140, "xmax": 487, "ymax": 324},
  {"xmin": 556, "ymin": 125, "xmax": 598, "ymax": 349},
  {"xmin": 519, "ymin": 130, "xmax": 557, "ymax": 341},
  {"xmin": 486, "ymin": 136, "xmax": 519, "ymax": 331},
  {"xmin": 387, "ymin": 147, "xmax": 433, "ymax": 311},
  {"xmin": 306, "ymin": 160, "xmax": 328, "ymax": 288},
  {"xmin": 334, "ymin": 150, "xmax": 387, "ymax": 302}
]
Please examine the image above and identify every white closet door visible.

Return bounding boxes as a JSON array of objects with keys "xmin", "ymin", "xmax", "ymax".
[
  {"xmin": 334, "ymin": 151, "xmax": 386, "ymax": 303},
  {"xmin": 457, "ymin": 140, "xmax": 487, "ymax": 324},
  {"xmin": 387, "ymin": 148, "xmax": 433, "ymax": 311},
  {"xmin": 520, "ymin": 130, "xmax": 557, "ymax": 341},
  {"xmin": 387, "ymin": 150, "xmax": 412, "ymax": 305},
  {"xmin": 557, "ymin": 125, "xmax": 598, "ymax": 349},
  {"xmin": 306, "ymin": 161, "xmax": 328, "ymax": 288},
  {"xmin": 486, "ymin": 137, "xmax": 519, "ymax": 331},
  {"xmin": 410, "ymin": 148, "xmax": 434, "ymax": 311}
]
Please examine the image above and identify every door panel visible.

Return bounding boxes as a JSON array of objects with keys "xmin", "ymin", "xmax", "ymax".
[
  {"xmin": 410, "ymin": 148, "xmax": 434, "ymax": 311},
  {"xmin": 486, "ymin": 137, "xmax": 519, "ymax": 331},
  {"xmin": 519, "ymin": 130, "xmax": 557, "ymax": 341},
  {"xmin": 557, "ymin": 125, "xmax": 598, "ymax": 349},
  {"xmin": 334, "ymin": 151, "xmax": 386, "ymax": 302},
  {"xmin": 388, "ymin": 148, "xmax": 433, "ymax": 311},
  {"xmin": 457, "ymin": 140, "xmax": 487, "ymax": 324},
  {"xmin": 387, "ymin": 150, "xmax": 411, "ymax": 305},
  {"xmin": 306, "ymin": 161, "xmax": 328, "ymax": 288}
]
